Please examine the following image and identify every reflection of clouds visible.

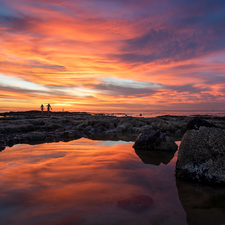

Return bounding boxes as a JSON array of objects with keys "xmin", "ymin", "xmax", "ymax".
[{"xmin": 0, "ymin": 138, "xmax": 186, "ymax": 224}]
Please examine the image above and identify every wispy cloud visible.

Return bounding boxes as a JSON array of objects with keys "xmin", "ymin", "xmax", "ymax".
[{"xmin": 0, "ymin": 0, "xmax": 225, "ymax": 111}]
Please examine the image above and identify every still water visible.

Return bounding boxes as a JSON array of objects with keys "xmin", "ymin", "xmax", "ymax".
[{"xmin": 0, "ymin": 138, "xmax": 225, "ymax": 225}]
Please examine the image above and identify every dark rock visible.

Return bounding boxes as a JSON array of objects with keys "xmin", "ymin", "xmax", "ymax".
[
  {"xmin": 187, "ymin": 118, "xmax": 218, "ymax": 130},
  {"xmin": 176, "ymin": 127, "xmax": 225, "ymax": 184},
  {"xmin": 63, "ymin": 125, "xmax": 75, "ymax": 130},
  {"xmin": 0, "ymin": 127, "xmax": 6, "ymax": 134},
  {"xmin": 44, "ymin": 135, "xmax": 55, "ymax": 142},
  {"xmin": 84, "ymin": 125, "xmax": 92, "ymax": 132},
  {"xmin": 76, "ymin": 122, "xmax": 88, "ymax": 130},
  {"xmin": 151, "ymin": 118, "xmax": 171, "ymax": 131},
  {"xmin": 62, "ymin": 131, "xmax": 75, "ymax": 139},
  {"xmin": 117, "ymin": 119, "xmax": 147, "ymax": 133},
  {"xmin": 24, "ymin": 132, "xmax": 46, "ymax": 141},
  {"xmin": 108, "ymin": 117, "xmax": 121, "ymax": 127},
  {"xmin": 29, "ymin": 119, "xmax": 45, "ymax": 125},
  {"xmin": 0, "ymin": 139, "xmax": 6, "ymax": 151},
  {"xmin": 117, "ymin": 195, "xmax": 153, "ymax": 212},
  {"xmin": 6, "ymin": 138, "xmax": 15, "ymax": 147},
  {"xmin": 0, "ymin": 145, "xmax": 5, "ymax": 151},
  {"xmin": 19, "ymin": 124, "xmax": 36, "ymax": 132},
  {"xmin": 117, "ymin": 122, "xmax": 132, "ymax": 133},
  {"xmin": 0, "ymin": 139, "xmax": 5, "ymax": 145},
  {"xmin": 93, "ymin": 122, "xmax": 109, "ymax": 131},
  {"xmin": 133, "ymin": 128, "xmax": 178, "ymax": 151},
  {"xmin": 47, "ymin": 123, "xmax": 62, "ymax": 130}
]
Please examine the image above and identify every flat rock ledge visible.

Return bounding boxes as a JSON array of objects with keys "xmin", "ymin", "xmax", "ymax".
[
  {"xmin": 133, "ymin": 128, "xmax": 178, "ymax": 151},
  {"xmin": 1, "ymin": 111, "xmax": 225, "ymax": 150},
  {"xmin": 176, "ymin": 126, "xmax": 225, "ymax": 185}
]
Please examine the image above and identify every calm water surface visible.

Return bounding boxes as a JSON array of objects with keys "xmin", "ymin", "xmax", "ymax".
[{"xmin": 0, "ymin": 138, "xmax": 225, "ymax": 225}]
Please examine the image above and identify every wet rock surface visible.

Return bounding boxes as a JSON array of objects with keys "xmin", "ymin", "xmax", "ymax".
[
  {"xmin": 133, "ymin": 128, "xmax": 178, "ymax": 151},
  {"xmin": 0, "ymin": 111, "xmax": 225, "ymax": 149},
  {"xmin": 176, "ymin": 126, "xmax": 225, "ymax": 185}
]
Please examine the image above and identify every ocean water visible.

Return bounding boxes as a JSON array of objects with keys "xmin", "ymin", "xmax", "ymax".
[
  {"xmin": 93, "ymin": 110, "xmax": 225, "ymax": 118},
  {"xmin": 1, "ymin": 110, "xmax": 225, "ymax": 118},
  {"xmin": 1, "ymin": 139, "xmax": 225, "ymax": 225}
]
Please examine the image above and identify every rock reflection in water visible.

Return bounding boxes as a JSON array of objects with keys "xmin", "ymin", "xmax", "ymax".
[
  {"xmin": 176, "ymin": 178, "xmax": 225, "ymax": 225},
  {"xmin": 0, "ymin": 138, "xmax": 187, "ymax": 225},
  {"xmin": 135, "ymin": 149, "xmax": 177, "ymax": 166}
]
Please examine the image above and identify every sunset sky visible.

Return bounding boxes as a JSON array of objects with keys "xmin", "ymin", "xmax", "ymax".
[{"xmin": 0, "ymin": 0, "xmax": 225, "ymax": 112}]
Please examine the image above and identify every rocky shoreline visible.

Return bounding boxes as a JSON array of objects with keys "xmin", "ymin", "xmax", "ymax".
[{"xmin": 1, "ymin": 110, "xmax": 225, "ymax": 151}]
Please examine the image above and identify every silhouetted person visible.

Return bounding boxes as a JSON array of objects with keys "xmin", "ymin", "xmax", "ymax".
[
  {"xmin": 47, "ymin": 103, "xmax": 52, "ymax": 114},
  {"xmin": 40, "ymin": 104, "xmax": 44, "ymax": 114}
]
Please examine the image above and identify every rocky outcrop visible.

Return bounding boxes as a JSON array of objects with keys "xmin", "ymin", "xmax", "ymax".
[
  {"xmin": 132, "ymin": 128, "xmax": 178, "ymax": 151},
  {"xmin": 176, "ymin": 126, "xmax": 225, "ymax": 184},
  {"xmin": 0, "ymin": 111, "xmax": 225, "ymax": 149}
]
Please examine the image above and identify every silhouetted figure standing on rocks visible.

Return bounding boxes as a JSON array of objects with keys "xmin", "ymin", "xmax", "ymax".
[
  {"xmin": 40, "ymin": 104, "xmax": 44, "ymax": 114},
  {"xmin": 47, "ymin": 104, "xmax": 52, "ymax": 114}
]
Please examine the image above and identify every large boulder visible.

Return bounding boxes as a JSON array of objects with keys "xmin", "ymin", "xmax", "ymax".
[
  {"xmin": 132, "ymin": 128, "xmax": 178, "ymax": 151},
  {"xmin": 176, "ymin": 126, "xmax": 225, "ymax": 184}
]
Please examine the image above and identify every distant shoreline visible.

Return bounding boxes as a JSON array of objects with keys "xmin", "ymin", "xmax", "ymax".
[{"xmin": 0, "ymin": 109, "xmax": 225, "ymax": 118}]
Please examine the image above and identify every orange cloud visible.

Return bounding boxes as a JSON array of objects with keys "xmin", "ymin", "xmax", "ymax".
[{"xmin": 0, "ymin": 0, "xmax": 225, "ymax": 112}]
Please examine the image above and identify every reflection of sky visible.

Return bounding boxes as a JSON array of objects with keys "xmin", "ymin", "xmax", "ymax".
[
  {"xmin": 0, "ymin": 139, "xmax": 187, "ymax": 225},
  {"xmin": 99, "ymin": 140, "xmax": 133, "ymax": 146}
]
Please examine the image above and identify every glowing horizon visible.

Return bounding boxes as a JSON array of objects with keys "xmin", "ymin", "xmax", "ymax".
[{"xmin": 0, "ymin": 0, "xmax": 225, "ymax": 112}]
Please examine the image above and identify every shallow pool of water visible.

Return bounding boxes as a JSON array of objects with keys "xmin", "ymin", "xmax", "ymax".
[{"xmin": 0, "ymin": 138, "xmax": 225, "ymax": 225}]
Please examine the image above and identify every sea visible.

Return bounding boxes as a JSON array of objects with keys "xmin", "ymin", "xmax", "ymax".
[
  {"xmin": 1, "ymin": 139, "xmax": 225, "ymax": 224},
  {"xmin": 1, "ymin": 110, "xmax": 225, "ymax": 118},
  {"xmin": 91, "ymin": 110, "xmax": 225, "ymax": 118}
]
